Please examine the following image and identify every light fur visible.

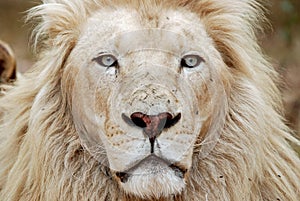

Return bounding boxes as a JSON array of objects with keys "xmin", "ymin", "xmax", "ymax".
[{"xmin": 0, "ymin": 0, "xmax": 299, "ymax": 201}]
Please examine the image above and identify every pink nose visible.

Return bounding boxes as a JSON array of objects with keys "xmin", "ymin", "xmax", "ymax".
[{"xmin": 126, "ymin": 112, "xmax": 181, "ymax": 153}]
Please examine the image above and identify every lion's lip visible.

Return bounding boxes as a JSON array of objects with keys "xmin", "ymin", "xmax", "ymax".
[{"xmin": 115, "ymin": 154, "xmax": 187, "ymax": 183}]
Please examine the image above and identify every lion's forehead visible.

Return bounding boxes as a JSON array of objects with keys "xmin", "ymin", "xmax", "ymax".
[{"xmin": 76, "ymin": 8, "xmax": 213, "ymax": 58}]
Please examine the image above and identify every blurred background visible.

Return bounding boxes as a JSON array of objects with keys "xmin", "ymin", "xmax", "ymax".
[{"xmin": 0, "ymin": 0, "xmax": 299, "ymax": 145}]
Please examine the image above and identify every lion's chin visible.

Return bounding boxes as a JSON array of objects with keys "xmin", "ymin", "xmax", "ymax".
[{"xmin": 115, "ymin": 155, "xmax": 187, "ymax": 198}]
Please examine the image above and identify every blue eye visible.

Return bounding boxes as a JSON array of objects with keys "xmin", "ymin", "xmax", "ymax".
[
  {"xmin": 93, "ymin": 54, "xmax": 118, "ymax": 67},
  {"xmin": 181, "ymin": 55, "xmax": 204, "ymax": 68}
]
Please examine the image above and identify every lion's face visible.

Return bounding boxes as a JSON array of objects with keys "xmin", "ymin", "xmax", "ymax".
[{"xmin": 67, "ymin": 7, "xmax": 227, "ymax": 198}]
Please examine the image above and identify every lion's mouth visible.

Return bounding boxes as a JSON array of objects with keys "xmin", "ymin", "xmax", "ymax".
[{"xmin": 115, "ymin": 154, "xmax": 187, "ymax": 183}]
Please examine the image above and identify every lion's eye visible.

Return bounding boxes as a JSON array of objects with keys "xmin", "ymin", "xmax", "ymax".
[
  {"xmin": 181, "ymin": 55, "xmax": 204, "ymax": 68},
  {"xmin": 93, "ymin": 54, "xmax": 118, "ymax": 67}
]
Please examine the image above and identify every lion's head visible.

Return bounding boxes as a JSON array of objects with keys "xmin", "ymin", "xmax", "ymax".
[
  {"xmin": 64, "ymin": 3, "xmax": 229, "ymax": 198},
  {"xmin": 1, "ymin": 0, "xmax": 299, "ymax": 200}
]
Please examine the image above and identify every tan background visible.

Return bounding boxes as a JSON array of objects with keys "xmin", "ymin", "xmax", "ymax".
[{"xmin": 0, "ymin": 0, "xmax": 299, "ymax": 142}]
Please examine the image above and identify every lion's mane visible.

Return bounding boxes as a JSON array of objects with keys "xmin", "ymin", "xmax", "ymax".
[{"xmin": 0, "ymin": 0, "xmax": 299, "ymax": 200}]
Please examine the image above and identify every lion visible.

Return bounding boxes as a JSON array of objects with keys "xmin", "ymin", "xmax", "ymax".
[
  {"xmin": 0, "ymin": 0, "xmax": 299, "ymax": 200},
  {"xmin": 0, "ymin": 40, "xmax": 16, "ymax": 90}
]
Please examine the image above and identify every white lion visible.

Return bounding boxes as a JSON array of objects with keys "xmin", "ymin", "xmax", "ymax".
[{"xmin": 0, "ymin": 0, "xmax": 299, "ymax": 200}]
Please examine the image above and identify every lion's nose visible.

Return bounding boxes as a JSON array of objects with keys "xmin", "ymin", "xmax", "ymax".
[
  {"xmin": 123, "ymin": 112, "xmax": 181, "ymax": 153},
  {"xmin": 130, "ymin": 112, "xmax": 181, "ymax": 135}
]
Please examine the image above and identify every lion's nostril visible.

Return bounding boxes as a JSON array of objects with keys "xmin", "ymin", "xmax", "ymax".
[
  {"xmin": 164, "ymin": 113, "xmax": 181, "ymax": 129},
  {"xmin": 130, "ymin": 112, "xmax": 148, "ymax": 128}
]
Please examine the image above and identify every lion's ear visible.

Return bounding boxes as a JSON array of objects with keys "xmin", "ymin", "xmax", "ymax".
[{"xmin": 0, "ymin": 40, "xmax": 16, "ymax": 84}]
